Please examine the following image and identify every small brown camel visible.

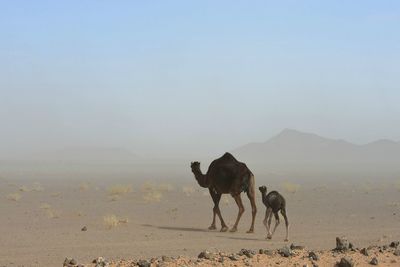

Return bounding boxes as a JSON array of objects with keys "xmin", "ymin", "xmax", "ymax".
[{"xmin": 190, "ymin": 152, "xmax": 257, "ymax": 233}]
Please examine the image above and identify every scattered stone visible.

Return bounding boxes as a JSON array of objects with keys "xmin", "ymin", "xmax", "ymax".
[
  {"xmin": 63, "ymin": 258, "xmax": 78, "ymax": 267},
  {"xmin": 308, "ymin": 251, "xmax": 319, "ymax": 261},
  {"xmin": 238, "ymin": 249, "xmax": 255, "ymax": 258},
  {"xmin": 390, "ymin": 241, "xmax": 399, "ymax": 248},
  {"xmin": 394, "ymin": 249, "xmax": 400, "ymax": 256},
  {"xmin": 335, "ymin": 237, "xmax": 350, "ymax": 252},
  {"xmin": 291, "ymin": 243, "xmax": 305, "ymax": 250},
  {"xmin": 278, "ymin": 246, "xmax": 292, "ymax": 257},
  {"xmin": 198, "ymin": 250, "xmax": 213, "ymax": 260},
  {"xmin": 81, "ymin": 226, "xmax": 87, "ymax": 231},
  {"xmin": 312, "ymin": 263, "xmax": 319, "ymax": 267},
  {"xmin": 361, "ymin": 248, "xmax": 369, "ymax": 256},
  {"xmin": 370, "ymin": 257, "xmax": 378, "ymax": 265},
  {"xmin": 337, "ymin": 257, "xmax": 354, "ymax": 267},
  {"xmin": 228, "ymin": 254, "xmax": 240, "ymax": 261},
  {"xmin": 137, "ymin": 259, "xmax": 151, "ymax": 267},
  {"xmin": 161, "ymin": 255, "xmax": 172, "ymax": 262},
  {"xmin": 92, "ymin": 257, "xmax": 108, "ymax": 267}
]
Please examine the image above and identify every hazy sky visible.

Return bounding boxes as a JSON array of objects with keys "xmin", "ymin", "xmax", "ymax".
[{"xmin": 1, "ymin": 1, "xmax": 400, "ymax": 158}]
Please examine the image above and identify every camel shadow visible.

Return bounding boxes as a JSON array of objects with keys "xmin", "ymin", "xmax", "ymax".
[{"xmin": 141, "ymin": 224, "xmax": 209, "ymax": 233}]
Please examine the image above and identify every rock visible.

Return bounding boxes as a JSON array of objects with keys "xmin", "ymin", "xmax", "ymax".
[
  {"xmin": 228, "ymin": 254, "xmax": 240, "ymax": 261},
  {"xmin": 308, "ymin": 251, "xmax": 319, "ymax": 261},
  {"xmin": 238, "ymin": 249, "xmax": 255, "ymax": 258},
  {"xmin": 137, "ymin": 259, "xmax": 151, "ymax": 267},
  {"xmin": 278, "ymin": 246, "xmax": 292, "ymax": 257},
  {"xmin": 81, "ymin": 226, "xmax": 87, "ymax": 231},
  {"xmin": 312, "ymin": 263, "xmax": 319, "ymax": 267},
  {"xmin": 92, "ymin": 257, "xmax": 108, "ymax": 267},
  {"xmin": 336, "ymin": 237, "xmax": 350, "ymax": 252},
  {"xmin": 370, "ymin": 257, "xmax": 378, "ymax": 265},
  {"xmin": 63, "ymin": 257, "xmax": 78, "ymax": 267},
  {"xmin": 266, "ymin": 249, "xmax": 274, "ymax": 256},
  {"xmin": 337, "ymin": 257, "xmax": 354, "ymax": 267},
  {"xmin": 198, "ymin": 250, "xmax": 213, "ymax": 260},
  {"xmin": 161, "ymin": 255, "xmax": 171, "ymax": 262},
  {"xmin": 361, "ymin": 248, "xmax": 369, "ymax": 256},
  {"xmin": 390, "ymin": 241, "xmax": 399, "ymax": 248},
  {"xmin": 290, "ymin": 243, "xmax": 305, "ymax": 250},
  {"xmin": 394, "ymin": 249, "xmax": 400, "ymax": 256}
]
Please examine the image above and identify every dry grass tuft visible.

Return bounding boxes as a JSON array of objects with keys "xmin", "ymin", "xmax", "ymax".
[
  {"xmin": 182, "ymin": 186, "xmax": 195, "ymax": 196},
  {"xmin": 221, "ymin": 195, "xmax": 230, "ymax": 205},
  {"xmin": 7, "ymin": 192, "xmax": 21, "ymax": 201},
  {"xmin": 166, "ymin": 208, "xmax": 178, "ymax": 220},
  {"xmin": 108, "ymin": 184, "xmax": 132, "ymax": 196},
  {"xmin": 32, "ymin": 183, "xmax": 44, "ymax": 192},
  {"xmin": 141, "ymin": 182, "xmax": 167, "ymax": 203},
  {"xmin": 40, "ymin": 203, "xmax": 52, "ymax": 210},
  {"xmin": 46, "ymin": 209, "xmax": 60, "ymax": 219},
  {"xmin": 143, "ymin": 190, "xmax": 163, "ymax": 203},
  {"xmin": 281, "ymin": 182, "xmax": 300, "ymax": 194},
  {"xmin": 19, "ymin": 186, "xmax": 31, "ymax": 192},
  {"xmin": 103, "ymin": 215, "xmax": 128, "ymax": 229}
]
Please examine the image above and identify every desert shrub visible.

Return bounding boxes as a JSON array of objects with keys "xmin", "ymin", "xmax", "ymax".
[
  {"xmin": 108, "ymin": 184, "xmax": 132, "ymax": 196},
  {"xmin": 281, "ymin": 182, "xmax": 300, "ymax": 194},
  {"xmin": 7, "ymin": 192, "xmax": 21, "ymax": 201}
]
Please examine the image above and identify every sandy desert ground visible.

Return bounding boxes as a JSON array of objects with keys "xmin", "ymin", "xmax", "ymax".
[{"xmin": 0, "ymin": 165, "xmax": 399, "ymax": 266}]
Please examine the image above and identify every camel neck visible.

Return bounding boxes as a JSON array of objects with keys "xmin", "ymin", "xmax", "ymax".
[{"xmin": 193, "ymin": 169, "xmax": 209, "ymax": 188}]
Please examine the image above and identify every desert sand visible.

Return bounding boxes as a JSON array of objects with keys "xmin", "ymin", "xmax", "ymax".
[{"xmin": 0, "ymin": 164, "xmax": 399, "ymax": 266}]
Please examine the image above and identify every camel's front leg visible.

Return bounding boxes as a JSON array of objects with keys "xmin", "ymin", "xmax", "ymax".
[
  {"xmin": 230, "ymin": 194, "xmax": 244, "ymax": 232},
  {"xmin": 270, "ymin": 212, "xmax": 280, "ymax": 238},
  {"xmin": 266, "ymin": 209, "xmax": 273, "ymax": 239},
  {"xmin": 264, "ymin": 208, "xmax": 272, "ymax": 238}
]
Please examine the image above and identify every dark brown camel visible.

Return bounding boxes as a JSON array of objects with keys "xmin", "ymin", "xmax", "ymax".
[
  {"xmin": 190, "ymin": 152, "xmax": 257, "ymax": 233},
  {"xmin": 259, "ymin": 185, "xmax": 289, "ymax": 241}
]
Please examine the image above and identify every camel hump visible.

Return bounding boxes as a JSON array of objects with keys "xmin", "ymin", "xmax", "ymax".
[{"xmin": 221, "ymin": 152, "xmax": 237, "ymax": 162}]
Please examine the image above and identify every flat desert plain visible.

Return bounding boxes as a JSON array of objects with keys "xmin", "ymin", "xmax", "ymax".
[{"xmin": 0, "ymin": 165, "xmax": 399, "ymax": 266}]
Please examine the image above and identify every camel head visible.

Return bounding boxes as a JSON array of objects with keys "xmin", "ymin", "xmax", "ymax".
[
  {"xmin": 190, "ymin": 161, "xmax": 201, "ymax": 173},
  {"xmin": 259, "ymin": 185, "xmax": 267, "ymax": 194}
]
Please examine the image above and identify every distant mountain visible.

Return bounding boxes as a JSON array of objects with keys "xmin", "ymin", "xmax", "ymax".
[{"xmin": 232, "ymin": 129, "xmax": 400, "ymax": 165}]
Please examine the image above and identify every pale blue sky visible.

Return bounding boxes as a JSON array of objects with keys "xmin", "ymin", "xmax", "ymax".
[{"xmin": 0, "ymin": 1, "xmax": 399, "ymax": 158}]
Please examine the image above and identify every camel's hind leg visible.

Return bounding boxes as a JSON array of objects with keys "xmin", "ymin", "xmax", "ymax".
[
  {"xmin": 270, "ymin": 212, "xmax": 280, "ymax": 238},
  {"xmin": 246, "ymin": 174, "xmax": 257, "ymax": 233},
  {"xmin": 230, "ymin": 194, "xmax": 244, "ymax": 232},
  {"xmin": 281, "ymin": 208, "xmax": 289, "ymax": 241},
  {"xmin": 266, "ymin": 209, "xmax": 274, "ymax": 239}
]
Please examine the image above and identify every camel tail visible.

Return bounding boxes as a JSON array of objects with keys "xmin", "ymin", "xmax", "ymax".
[{"xmin": 242, "ymin": 170, "xmax": 255, "ymax": 194}]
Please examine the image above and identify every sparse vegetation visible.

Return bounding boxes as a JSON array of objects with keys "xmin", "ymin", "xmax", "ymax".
[
  {"xmin": 32, "ymin": 183, "xmax": 44, "ymax": 192},
  {"xmin": 281, "ymin": 182, "xmax": 300, "ymax": 194},
  {"xmin": 7, "ymin": 192, "xmax": 21, "ymax": 201},
  {"xmin": 182, "ymin": 186, "xmax": 195, "ymax": 196},
  {"xmin": 103, "ymin": 215, "xmax": 128, "ymax": 229},
  {"xmin": 40, "ymin": 203, "xmax": 52, "ymax": 210},
  {"xmin": 221, "ymin": 195, "xmax": 230, "ymax": 205},
  {"xmin": 46, "ymin": 209, "xmax": 60, "ymax": 219},
  {"xmin": 108, "ymin": 184, "xmax": 132, "ymax": 196},
  {"xmin": 19, "ymin": 186, "xmax": 30, "ymax": 192}
]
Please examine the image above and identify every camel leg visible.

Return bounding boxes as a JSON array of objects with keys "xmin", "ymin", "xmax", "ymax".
[
  {"xmin": 214, "ymin": 193, "xmax": 228, "ymax": 232},
  {"xmin": 246, "ymin": 177, "xmax": 257, "ymax": 233},
  {"xmin": 270, "ymin": 212, "xmax": 280, "ymax": 238},
  {"xmin": 281, "ymin": 208, "xmax": 289, "ymax": 241},
  {"xmin": 263, "ymin": 208, "xmax": 272, "ymax": 238},
  {"xmin": 266, "ymin": 209, "xmax": 273, "ymax": 239},
  {"xmin": 263, "ymin": 208, "xmax": 272, "ymax": 239},
  {"xmin": 230, "ymin": 194, "xmax": 244, "ymax": 232},
  {"xmin": 208, "ymin": 190, "xmax": 218, "ymax": 230}
]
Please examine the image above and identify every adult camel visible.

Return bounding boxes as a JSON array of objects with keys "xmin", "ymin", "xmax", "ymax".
[{"xmin": 190, "ymin": 152, "xmax": 257, "ymax": 233}]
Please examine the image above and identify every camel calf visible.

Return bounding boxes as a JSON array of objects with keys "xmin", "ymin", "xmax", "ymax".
[{"xmin": 259, "ymin": 185, "xmax": 289, "ymax": 241}]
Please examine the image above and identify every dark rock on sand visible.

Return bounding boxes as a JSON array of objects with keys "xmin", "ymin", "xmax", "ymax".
[
  {"xmin": 361, "ymin": 248, "xmax": 369, "ymax": 256},
  {"xmin": 198, "ymin": 250, "xmax": 213, "ymax": 260},
  {"xmin": 308, "ymin": 251, "xmax": 319, "ymax": 261},
  {"xmin": 279, "ymin": 246, "xmax": 292, "ymax": 257},
  {"xmin": 291, "ymin": 243, "xmax": 305, "ymax": 250},
  {"xmin": 336, "ymin": 237, "xmax": 350, "ymax": 252},
  {"xmin": 390, "ymin": 241, "xmax": 399, "ymax": 248},
  {"xmin": 229, "ymin": 254, "xmax": 240, "ymax": 261},
  {"xmin": 370, "ymin": 257, "xmax": 378, "ymax": 265},
  {"xmin": 137, "ymin": 259, "xmax": 151, "ymax": 267},
  {"xmin": 81, "ymin": 226, "xmax": 87, "ymax": 231},
  {"xmin": 239, "ymin": 249, "xmax": 255, "ymax": 258},
  {"xmin": 337, "ymin": 257, "xmax": 354, "ymax": 267},
  {"xmin": 394, "ymin": 249, "xmax": 400, "ymax": 256}
]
